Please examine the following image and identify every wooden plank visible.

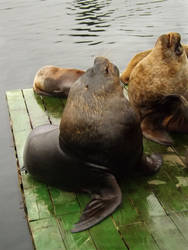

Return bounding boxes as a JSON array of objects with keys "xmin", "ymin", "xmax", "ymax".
[
  {"xmin": 6, "ymin": 90, "xmax": 31, "ymax": 133},
  {"xmin": 170, "ymin": 211, "xmax": 188, "ymax": 242},
  {"xmin": 6, "ymin": 89, "xmax": 29, "ymax": 111},
  {"xmin": 113, "ymin": 183, "xmax": 159, "ymax": 249},
  {"xmin": 59, "ymin": 213, "xmax": 96, "ymax": 250},
  {"xmin": 30, "ymin": 217, "xmax": 66, "ymax": 250},
  {"xmin": 7, "ymin": 88, "xmax": 188, "ymax": 250},
  {"xmin": 20, "ymin": 90, "xmax": 56, "ymax": 221},
  {"xmin": 49, "ymin": 187, "xmax": 80, "ymax": 216},
  {"xmin": 143, "ymin": 139, "xmax": 188, "ymax": 213},
  {"xmin": 22, "ymin": 89, "xmax": 49, "ymax": 127},
  {"xmin": 22, "ymin": 175, "xmax": 53, "ymax": 221},
  {"xmin": 113, "ymin": 190, "xmax": 140, "ymax": 227},
  {"xmin": 7, "ymin": 89, "xmax": 55, "ymax": 228},
  {"xmin": 120, "ymin": 222, "xmax": 159, "ymax": 250},
  {"xmin": 42, "ymin": 96, "xmax": 66, "ymax": 125},
  {"xmin": 147, "ymin": 215, "xmax": 188, "ymax": 250},
  {"xmin": 77, "ymin": 193, "xmax": 128, "ymax": 250}
]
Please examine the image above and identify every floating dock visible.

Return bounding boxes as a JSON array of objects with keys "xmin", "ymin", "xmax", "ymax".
[{"xmin": 6, "ymin": 88, "xmax": 188, "ymax": 250}]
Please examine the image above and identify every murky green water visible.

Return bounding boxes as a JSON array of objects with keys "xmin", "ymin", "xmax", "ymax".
[{"xmin": 1, "ymin": 0, "xmax": 188, "ymax": 249}]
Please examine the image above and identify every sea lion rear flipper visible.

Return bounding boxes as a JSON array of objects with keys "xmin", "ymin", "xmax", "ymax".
[
  {"xmin": 141, "ymin": 117, "xmax": 174, "ymax": 145},
  {"xmin": 71, "ymin": 173, "xmax": 122, "ymax": 233},
  {"xmin": 140, "ymin": 95, "xmax": 187, "ymax": 145},
  {"xmin": 161, "ymin": 95, "xmax": 188, "ymax": 133}
]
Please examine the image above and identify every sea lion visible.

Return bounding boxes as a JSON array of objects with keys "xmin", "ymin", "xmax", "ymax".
[
  {"xmin": 33, "ymin": 65, "xmax": 85, "ymax": 97},
  {"xmin": 24, "ymin": 57, "xmax": 162, "ymax": 233},
  {"xmin": 128, "ymin": 32, "xmax": 188, "ymax": 145},
  {"xmin": 120, "ymin": 44, "xmax": 188, "ymax": 84}
]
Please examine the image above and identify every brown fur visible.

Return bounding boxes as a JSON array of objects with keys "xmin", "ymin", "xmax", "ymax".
[
  {"xmin": 121, "ymin": 44, "xmax": 188, "ymax": 84},
  {"xmin": 33, "ymin": 65, "xmax": 85, "ymax": 97},
  {"xmin": 128, "ymin": 32, "xmax": 188, "ymax": 145}
]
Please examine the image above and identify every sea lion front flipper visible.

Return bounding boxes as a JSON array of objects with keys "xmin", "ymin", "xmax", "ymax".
[
  {"xmin": 141, "ymin": 117, "xmax": 174, "ymax": 145},
  {"xmin": 71, "ymin": 173, "xmax": 122, "ymax": 233}
]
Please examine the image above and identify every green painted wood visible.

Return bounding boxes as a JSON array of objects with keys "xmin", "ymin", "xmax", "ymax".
[
  {"xmin": 22, "ymin": 175, "xmax": 53, "ymax": 221},
  {"xmin": 30, "ymin": 217, "xmax": 66, "ymax": 250},
  {"xmin": 113, "ymin": 189, "xmax": 140, "ymax": 227},
  {"xmin": 88, "ymin": 216, "xmax": 128, "ymax": 250},
  {"xmin": 170, "ymin": 211, "xmax": 188, "ymax": 242},
  {"xmin": 125, "ymin": 177, "xmax": 166, "ymax": 220},
  {"xmin": 6, "ymin": 89, "xmax": 29, "ymax": 111},
  {"xmin": 143, "ymin": 139, "xmax": 188, "ymax": 213},
  {"xmin": 59, "ymin": 213, "xmax": 96, "ymax": 250},
  {"xmin": 148, "ymin": 163, "xmax": 188, "ymax": 213},
  {"xmin": 42, "ymin": 96, "xmax": 66, "ymax": 125},
  {"xmin": 6, "ymin": 88, "xmax": 188, "ymax": 250},
  {"xmin": 77, "ymin": 193, "xmax": 128, "ymax": 250},
  {"xmin": 147, "ymin": 215, "xmax": 188, "ymax": 250},
  {"xmin": 48, "ymin": 187, "xmax": 80, "ymax": 216},
  {"xmin": 6, "ymin": 90, "xmax": 32, "ymax": 167},
  {"xmin": 121, "ymin": 222, "xmax": 159, "ymax": 250},
  {"xmin": 22, "ymin": 89, "xmax": 49, "ymax": 127}
]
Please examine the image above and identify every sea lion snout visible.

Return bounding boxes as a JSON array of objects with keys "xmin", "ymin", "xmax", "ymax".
[
  {"xmin": 94, "ymin": 56, "xmax": 119, "ymax": 77},
  {"xmin": 156, "ymin": 32, "xmax": 184, "ymax": 57}
]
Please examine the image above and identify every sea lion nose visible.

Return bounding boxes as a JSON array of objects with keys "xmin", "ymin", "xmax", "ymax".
[
  {"xmin": 94, "ymin": 56, "xmax": 109, "ymax": 66},
  {"xmin": 167, "ymin": 32, "xmax": 181, "ymax": 47}
]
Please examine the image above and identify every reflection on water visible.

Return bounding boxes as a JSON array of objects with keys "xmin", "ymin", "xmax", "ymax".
[
  {"xmin": 1, "ymin": 0, "xmax": 188, "ymax": 85},
  {"xmin": 67, "ymin": 0, "xmax": 113, "ymax": 45},
  {"xmin": 65, "ymin": 0, "xmax": 169, "ymax": 46}
]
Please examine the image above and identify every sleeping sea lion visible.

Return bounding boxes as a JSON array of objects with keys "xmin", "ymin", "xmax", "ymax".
[
  {"xmin": 24, "ymin": 57, "xmax": 162, "ymax": 233},
  {"xmin": 128, "ymin": 32, "xmax": 188, "ymax": 145},
  {"xmin": 33, "ymin": 65, "xmax": 85, "ymax": 97},
  {"xmin": 120, "ymin": 44, "xmax": 188, "ymax": 84}
]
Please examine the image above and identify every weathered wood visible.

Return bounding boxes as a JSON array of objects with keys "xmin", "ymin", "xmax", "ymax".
[
  {"xmin": 59, "ymin": 213, "xmax": 96, "ymax": 250},
  {"xmin": 6, "ymin": 88, "xmax": 188, "ymax": 250},
  {"xmin": 30, "ymin": 217, "xmax": 66, "ymax": 250}
]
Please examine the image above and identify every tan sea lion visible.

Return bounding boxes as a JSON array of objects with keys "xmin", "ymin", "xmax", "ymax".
[
  {"xmin": 24, "ymin": 57, "xmax": 162, "ymax": 233},
  {"xmin": 121, "ymin": 44, "xmax": 188, "ymax": 84},
  {"xmin": 33, "ymin": 65, "xmax": 85, "ymax": 97},
  {"xmin": 128, "ymin": 32, "xmax": 188, "ymax": 145}
]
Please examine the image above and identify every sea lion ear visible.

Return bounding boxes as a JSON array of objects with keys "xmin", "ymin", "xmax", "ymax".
[{"xmin": 71, "ymin": 173, "xmax": 122, "ymax": 233}]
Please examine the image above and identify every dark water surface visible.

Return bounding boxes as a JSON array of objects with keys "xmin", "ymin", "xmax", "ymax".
[{"xmin": 1, "ymin": 0, "xmax": 188, "ymax": 249}]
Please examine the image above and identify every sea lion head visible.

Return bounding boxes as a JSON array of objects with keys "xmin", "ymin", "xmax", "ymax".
[
  {"xmin": 154, "ymin": 32, "xmax": 186, "ymax": 61},
  {"xmin": 81, "ymin": 57, "xmax": 120, "ymax": 91}
]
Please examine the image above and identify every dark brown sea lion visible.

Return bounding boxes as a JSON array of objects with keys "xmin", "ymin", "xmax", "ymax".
[
  {"xmin": 121, "ymin": 44, "xmax": 188, "ymax": 84},
  {"xmin": 128, "ymin": 32, "xmax": 188, "ymax": 145},
  {"xmin": 24, "ymin": 57, "xmax": 162, "ymax": 233},
  {"xmin": 33, "ymin": 65, "xmax": 85, "ymax": 97}
]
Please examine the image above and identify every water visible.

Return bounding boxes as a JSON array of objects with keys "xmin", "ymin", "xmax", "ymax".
[{"xmin": 1, "ymin": 0, "xmax": 188, "ymax": 249}]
